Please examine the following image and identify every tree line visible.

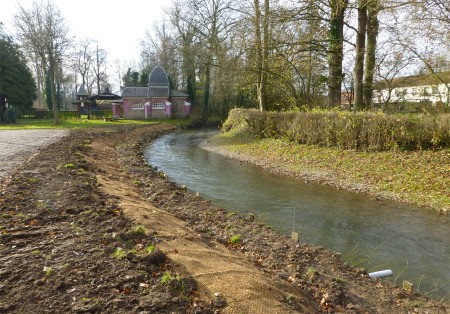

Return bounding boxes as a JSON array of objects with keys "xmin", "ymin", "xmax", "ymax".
[
  {"xmin": 133, "ymin": 0, "xmax": 450, "ymax": 120},
  {"xmin": 1, "ymin": 0, "xmax": 449, "ymax": 124}
]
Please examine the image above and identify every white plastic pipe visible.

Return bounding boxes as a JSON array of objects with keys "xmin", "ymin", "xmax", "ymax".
[{"xmin": 368, "ymin": 269, "xmax": 393, "ymax": 278}]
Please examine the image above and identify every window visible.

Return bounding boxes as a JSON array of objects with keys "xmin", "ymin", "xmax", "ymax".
[
  {"xmin": 132, "ymin": 103, "xmax": 144, "ymax": 110},
  {"xmin": 152, "ymin": 102, "xmax": 165, "ymax": 109}
]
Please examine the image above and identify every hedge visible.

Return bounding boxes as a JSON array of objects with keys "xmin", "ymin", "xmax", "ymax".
[
  {"xmin": 227, "ymin": 109, "xmax": 450, "ymax": 151},
  {"xmin": 19, "ymin": 110, "xmax": 113, "ymax": 120}
]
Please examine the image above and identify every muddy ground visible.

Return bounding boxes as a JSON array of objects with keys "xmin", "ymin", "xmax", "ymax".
[{"xmin": 0, "ymin": 124, "xmax": 448, "ymax": 313}]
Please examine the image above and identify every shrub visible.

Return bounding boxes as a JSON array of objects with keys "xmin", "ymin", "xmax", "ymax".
[{"xmin": 233, "ymin": 108, "xmax": 450, "ymax": 151}]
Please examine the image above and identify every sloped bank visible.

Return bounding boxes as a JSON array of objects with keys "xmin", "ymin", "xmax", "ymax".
[
  {"xmin": 202, "ymin": 109, "xmax": 449, "ymax": 214},
  {"xmin": 0, "ymin": 125, "xmax": 215, "ymax": 313},
  {"xmin": 123, "ymin": 125, "xmax": 448, "ymax": 313}
]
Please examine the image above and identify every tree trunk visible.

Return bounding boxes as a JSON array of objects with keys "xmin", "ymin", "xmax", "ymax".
[
  {"xmin": 260, "ymin": 0, "xmax": 270, "ymax": 111},
  {"xmin": 354, "ymin": 0, "xmax": 367, "ymax": 111},
  {"xmin": 327, "ymin": 0, "xmax": 348, "ymax": 108},
  {"xmin": 363, "ymin": 1, "xmax": 380, "ymax": 110},
  {"xmin": 49, "ymin": 50, "xmax": 59, "ymax": 124},
  {"xmin": 253, "ymin": 0, "xmax": 263, "ymax": 111},
  {"xmin": 202, "ymin": 60, "xmax": 210, "ymax": 124}
]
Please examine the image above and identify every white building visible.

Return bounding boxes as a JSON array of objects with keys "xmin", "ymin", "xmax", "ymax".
[{"xmin": 373, "ymin": 72, "xmax": 450, "ymax": 111}]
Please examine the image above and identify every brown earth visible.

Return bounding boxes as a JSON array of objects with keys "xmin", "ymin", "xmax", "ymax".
[{"xmin": 0, "ymin": 123, "xmax": 448, "ymax": 314}]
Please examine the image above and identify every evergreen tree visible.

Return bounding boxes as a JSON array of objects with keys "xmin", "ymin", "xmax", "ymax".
[{"xmin": 0, "ymin": 32, "xmax": 36, "ymax": 123}]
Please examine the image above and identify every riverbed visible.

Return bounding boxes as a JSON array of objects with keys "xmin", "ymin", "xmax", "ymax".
[{"xmin": 144, "ymin": 128, "xmax": 450, "ymax": 300}]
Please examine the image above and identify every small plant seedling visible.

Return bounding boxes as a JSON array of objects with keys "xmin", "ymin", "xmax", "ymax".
[
  {"xmin": 229, "ymin": 234, "xmax": 241, "ymax": 245},
  {"xmin": 113, "ymin": 247, "xmax": 127, "ymax": 259},
  {"xmin": 226, "ymin": 212, "xmax": 236, "ymax": 219},
  {"xmin": 31, "ymin": 250, "xmax": 41, "ymax": 255},
  {"xmin": 27, "ymin": 177, "xmax": 39, "ymax": 184},
  {"xmin": 132, "ymin": 180, "xmax": 142, "ymax": 185},
  {"xmin": 146, "ymin": 244, "xmax": 156, "ymax": 253},
  {"xmin": 44, "ymin": 267, "xmax": 54, "ymax": 276},
  {"xmin": 132, "ymin": 225, "xmax": 146, "ymax": 235},
  {"xmin": 305, "ymin": 267, "xmax": 317, "ymax": 278},
  {"xmin": 64, "ymin": 163, "xmax": 76, "ymax": 169},
  {"xmin": 160, "ymin": 271, "xmax": 173, "ymax": 284}
]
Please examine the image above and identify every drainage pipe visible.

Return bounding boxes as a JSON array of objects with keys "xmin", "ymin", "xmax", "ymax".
[{"xmin": 368, "ymin": 269, "xmax": 393, "ymax": 278}]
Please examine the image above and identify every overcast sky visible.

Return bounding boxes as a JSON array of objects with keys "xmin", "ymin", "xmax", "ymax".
[{"xmin": 0, "ymin": 0, "xmax": 167, "ymax": 63}]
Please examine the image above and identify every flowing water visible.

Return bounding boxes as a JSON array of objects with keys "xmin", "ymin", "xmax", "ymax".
[{"xmin": 144, "ymin": 128, "xmax": 450, "ymax": 300}]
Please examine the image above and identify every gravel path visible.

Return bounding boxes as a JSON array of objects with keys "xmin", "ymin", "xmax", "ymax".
[{"xmin": 0, "ymin": 129, "xmax": 68, "ymax": 179}]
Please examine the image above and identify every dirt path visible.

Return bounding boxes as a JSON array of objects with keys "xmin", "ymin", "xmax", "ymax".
[{"xmin": 87, "ymin": 133, "xmax": 315, "ymax": 313}]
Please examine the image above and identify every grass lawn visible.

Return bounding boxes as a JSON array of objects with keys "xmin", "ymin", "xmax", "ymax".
[{"xmin": 0, "ymin": 118, "xmax": 193, "ymax": 130}]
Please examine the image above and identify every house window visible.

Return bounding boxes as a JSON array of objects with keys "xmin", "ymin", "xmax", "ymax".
[
  {"xmin": 152, "ymin": 102, "xmax": 165, "ymax": 109},
  {"xmin": 132, "ymin": 103, "xmax": 144, "ymax": 110}
]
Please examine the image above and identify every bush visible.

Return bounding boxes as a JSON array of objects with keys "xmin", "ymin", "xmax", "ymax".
[
  {"xmin": 4, "ymin": 108, "xmax": 18, "ymax": 124},
  {"xmin": 228, "ymin": 109, "xmax": 450, "ymax": 151}
]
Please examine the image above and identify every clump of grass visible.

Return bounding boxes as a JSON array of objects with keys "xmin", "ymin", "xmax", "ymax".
[
  {"xmin": 226, "ymin": 212, "xmax": 236, "ymax": 219},
  {"xmin": 160, "ymin": 271, "xmax": 173, "ymax": 284},
  {"xmin": 27, "ymin": 177, "xmax": 39, "ymax": 184},
  {"xmin": 132, "ymin": 180, "xmax": 142, "ymax": 185},
  {"xmin": 305, "ymin": 267, "xmax": 317, "ymax": 279},
  {"xmin": 113, "ymin": 247, "xmax": 127, "ymax": 259},
  {"xmin": 44, "ymin": 266, "xmax": 54, "ymax": 276},
  {"xmin": 31, "ymin": 250, "xmax": 41, "ymax": 255},
  {"xmin": 64, "ymin": 163, "xmax": 76, "ymax": 169},
  {"xmin": 132, "ymin": 225, "xmax": 146, "ymax": 235},
  {"xmin": 229, "ymin": 234, "xmax": 241, "ymax": 245},
  {"xmin": 146, "ymin": 244, "xmax": 156, "ymax": 253}
]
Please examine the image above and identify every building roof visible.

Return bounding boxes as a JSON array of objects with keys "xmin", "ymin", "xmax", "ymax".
[
  {"xmin": 121, "ymin": 87, "xmax": 187, "ymax": 98},
  {"xmin": 148, "ymin": 66, "xmax": 169, "ymax": 86},
  {"xmin": 121, "ymin": 66, "xmax": 187, "ymax": 99},
  {"xmin": 121, "ymin": 87, "xmax": 148, "ymax": 97},
  {"xmin": 89, "ymin": 92, "xmax": 121, "ymax": 101},
  {"xmin": 375, "ymin": 72, "xmax": 450, "ymax": 90}
]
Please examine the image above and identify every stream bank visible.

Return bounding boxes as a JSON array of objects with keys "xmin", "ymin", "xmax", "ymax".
[{"xmin": 0, "ymin": 124, "xmax": 448, "ymax": 313}]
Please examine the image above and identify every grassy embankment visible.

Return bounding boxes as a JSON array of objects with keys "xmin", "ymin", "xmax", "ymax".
[{"xmin": 209, "ymin": 109, "xmax": 450, "ymax": 213}]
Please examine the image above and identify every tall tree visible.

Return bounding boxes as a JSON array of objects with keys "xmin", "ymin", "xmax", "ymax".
[
  {"xmin": 73, "ymin": 38, "xmax": 94, "ymax": 91},
  {"xmin": 93, "ymin": 43, "xmax": 108, "ymax": 94},
  {"xmin": 179, "ymin": 0, "xmax": 236, "ymax": 123},
  {"xmin": 353, "ymin": 0, "xmax": 368, "ymax": 110},
  {"xmin": 253, "ymin": 0, "xmax": 270, "ymax": 111},
  {"xmin": 327, "ymin": 0, "xmax": 348, "ymax": 107},
  {"xmin": 168, "ymin": 2, "xmax": 197, "ymax": 105},
  {"xmin": 0, "ymin": 32, "xmax": 37, "ymax": 122},
  {"xmin": 15, "ymin": 0, "xmax": 71, "ymax": 123},
  {"xmin": 363, "ymin": 0, "xmax": 381, "ymax": 109}
]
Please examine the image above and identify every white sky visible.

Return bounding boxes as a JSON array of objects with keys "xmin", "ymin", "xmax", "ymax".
[{"xmin": 0, "ymin": 0, "xmax": 168, "ymax": 63}]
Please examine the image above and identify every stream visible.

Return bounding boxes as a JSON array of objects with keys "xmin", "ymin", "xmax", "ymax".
[{"xmin": 144, "ymin": 128, "xmax": 450, "ymax": 300}]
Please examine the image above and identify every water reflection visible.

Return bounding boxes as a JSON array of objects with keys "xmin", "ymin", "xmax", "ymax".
[{"xmin": 144, "ymin": 129, "xmax": 450, "ymax": 300}]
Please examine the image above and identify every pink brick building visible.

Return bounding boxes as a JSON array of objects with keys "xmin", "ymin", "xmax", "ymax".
[{"xmin": 115, "ymin": 66, "xmax": 191, "ymax": 119}]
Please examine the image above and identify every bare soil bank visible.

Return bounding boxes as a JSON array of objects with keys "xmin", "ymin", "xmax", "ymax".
[{"xmin": 0, "ymin": 124, "xmax": 448, "ymax": 313}]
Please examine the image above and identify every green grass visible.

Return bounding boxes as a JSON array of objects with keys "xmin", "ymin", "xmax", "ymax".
[
  {"xmin": 146, "ymin": 244, "xmax": 156, "ymax": 253},
  {"xmin": 229, "ymin": 234, "xmax": 241, "ymax": 244},
  {"xmin": 0, "ymin": 117, "xmax": 193, "ymax": 130},
  {"xmin": 160, "ymin": 271, "xmax": 173, "ymax": 284},
  {"xmin": 113, "ymin": 247, "xmax": 127, "ymax": 259}
]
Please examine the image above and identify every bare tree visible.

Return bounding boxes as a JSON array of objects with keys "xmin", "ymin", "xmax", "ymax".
[
  {"xmin": 73, "ymin": 38, "xmax": 94, "ymax": 92},
  {"xmin": 93, "ymin": 43, "xmax": 108, "ymax": 94},
  {"xmin": 15, "ymin": 0, "xmax": 71, "ymax": 123}
]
